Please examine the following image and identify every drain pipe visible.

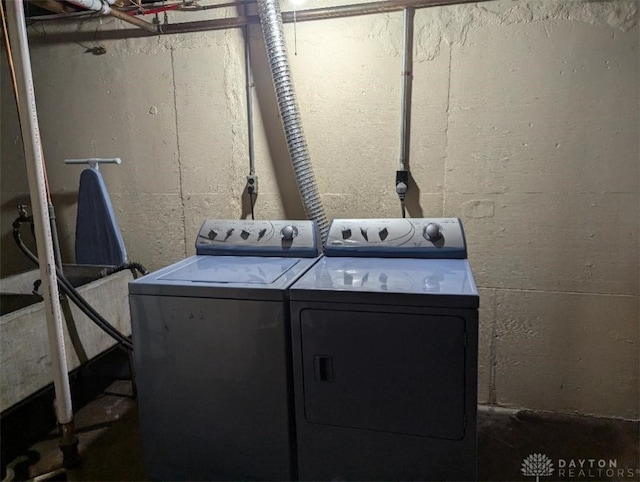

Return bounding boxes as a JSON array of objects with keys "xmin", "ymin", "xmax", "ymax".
[
  {"xmin": 6, "ymin": 0, "xmax": 79, "ymax": 468},
  {"xmin": 256, "ymin": 0, "xmax": 329, "ymax": 241}
]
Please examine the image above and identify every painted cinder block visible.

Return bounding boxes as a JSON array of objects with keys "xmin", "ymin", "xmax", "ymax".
[
  {"xmin": 446, "ymin": 192, "xmax": 638, "ymax": 295},
  {"xmin": 493, "ymin": 289, "xmax": 639, "ymax": 419}
]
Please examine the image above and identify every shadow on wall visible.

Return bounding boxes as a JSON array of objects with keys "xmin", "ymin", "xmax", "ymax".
[
  {"xmin": 248, "ymin": 23, "xmax": 307, "ymax": 220},
  {"xmin": 240, "ymin": 188, "xmax": 257, "ymax": 220},
  {"xmin": 49, "ymin": 191, "xmax": 81, "ymax": 263},
  {"xmin": 405, "ymin": 172, "xmax": 424, "ymax": 218}
]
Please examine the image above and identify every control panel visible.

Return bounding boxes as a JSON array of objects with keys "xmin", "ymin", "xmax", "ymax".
[
  {"xmin": 324, "ymin": 218, "xmax": 467, "ymax": 259},
  {"xmin": 195, "ymin": 219, "xmax": 319, "ymax": 258}
]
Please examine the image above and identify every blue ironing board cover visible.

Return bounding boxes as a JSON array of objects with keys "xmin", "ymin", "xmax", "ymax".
[{"xmin": 75, "ymin": 168, "xmax": 127, "ymax": 265}]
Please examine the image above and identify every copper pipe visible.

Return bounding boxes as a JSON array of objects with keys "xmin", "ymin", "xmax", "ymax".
[
  {"xmin": 59, "ymin": 420, "xmax": 80, "ymax": 468},
  {"xmin": 107, "ymin": 5, "xmax": 158, "ymax": 33}
]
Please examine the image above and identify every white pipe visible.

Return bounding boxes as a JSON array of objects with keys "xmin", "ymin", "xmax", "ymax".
[
  {"xmin": 65, "ymin": 0, "xmax": 111, "ymax": 15},
  {"xmin": 64, "ymin": 0, "xmax": 158, "ymax": 32},
  {"xmin": 6, "ymin": 0, "xmax": 73, "ymax": 425}
]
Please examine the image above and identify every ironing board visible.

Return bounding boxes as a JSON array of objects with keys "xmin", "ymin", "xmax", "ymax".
[{"xmin": 73, "ymin": 163, "xmax": 127, "ymax": 266}]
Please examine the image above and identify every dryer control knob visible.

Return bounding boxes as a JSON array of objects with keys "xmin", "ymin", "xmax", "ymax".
[
  {"xmin": 424, "ymin": 223, "xmax": 442, "ymax": 241},
  {"xmin": 281, "ymin": 225, "xmax": 298, "ymax": 241}
]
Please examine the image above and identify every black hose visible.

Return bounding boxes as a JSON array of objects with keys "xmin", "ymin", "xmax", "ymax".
[
  {"xmin": 99, "ymin": 262, "xmax": 148, "ymax": 278},
  {"xmin": 12, "ymin": 219, "xmax": 134, "ymax": 351},
  {"xmin": 56, "ymin": 269, "xmax": 134, "ymax": 350}
]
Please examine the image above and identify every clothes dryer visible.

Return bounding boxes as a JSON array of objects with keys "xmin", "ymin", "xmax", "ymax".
[{"xmin": 289, "ymin": 218, "xmax": 478, "ymax": 481}]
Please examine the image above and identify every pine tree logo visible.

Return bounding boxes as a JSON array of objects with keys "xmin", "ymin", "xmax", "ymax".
[{"xmin": 521, "ymin": 453, "xmax": 554, "ymax": 481}]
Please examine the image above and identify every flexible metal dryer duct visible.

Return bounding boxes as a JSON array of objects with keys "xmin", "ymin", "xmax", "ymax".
[{"xmin": 257, "ymin": 0, "xmax": 329, "ymax": 241}]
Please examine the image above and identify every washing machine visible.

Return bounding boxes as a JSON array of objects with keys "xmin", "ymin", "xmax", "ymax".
[
  {"xmin": 289, "ymin": 218, "xmax": 479, "ymax": 481},
  {"xmin": 129, "ymin": 219, "xmax": 320, "ymax": 481}
]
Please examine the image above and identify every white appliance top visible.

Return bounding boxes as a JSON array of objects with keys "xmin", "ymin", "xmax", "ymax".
[
  {"xmin": 291, "ymin": 257, "xmax": 477, "ymax": 297},
  {"xmin": 130, "ymin": 219, "xmax": 322, "ymax": 300},
  {"xmin": 158, "ymin": 256, "xmax": 301, "ymax": 284},
  {"xmin": 130, "ymin": 254, "xmax": 320, "ymax": 300}
]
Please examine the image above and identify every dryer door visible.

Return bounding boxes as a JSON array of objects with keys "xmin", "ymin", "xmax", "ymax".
[{"xmin": 300, "ymin": 309, "xmax": 466, "ymax": 440}]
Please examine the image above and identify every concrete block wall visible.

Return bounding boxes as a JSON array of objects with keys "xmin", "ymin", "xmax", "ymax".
[{"xmin": 0, "ymin": 0, "xmax": 637, "ymax": 419}]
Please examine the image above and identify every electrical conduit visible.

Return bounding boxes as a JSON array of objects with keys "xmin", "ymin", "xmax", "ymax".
[
  {"xmin": 396, "ymin": 7, "xmax": 414, "ymax": 218},
  {"xmin": 5, "ymin": 0, "xmax": 79, "ymax": 466},
  {"xmin": 256, "ymin": 0, "xmax": 329, "ymax": 241}
]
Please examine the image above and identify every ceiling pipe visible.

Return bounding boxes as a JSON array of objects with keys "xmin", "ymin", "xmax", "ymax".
[
  {"xmin": 283, "ymin": 0, "xmax": 483, "ymax": 23},
  {"xmin": 66, "ymin": 0, "xmax": 113, "ymax": 15},
  {"xmin": 161, "ymin": 0, "xmax": 490, "ymax": 35},
  {"xmin": 30, "ymin": 0, "xmax": 492, "ymax": 41},
  {"xmin": 63, "ymin": 0, "xmax": 158, "ymax": 32}
]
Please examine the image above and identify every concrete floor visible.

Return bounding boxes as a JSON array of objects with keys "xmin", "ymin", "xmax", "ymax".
[{"xmin": 4, "ymin": 380, "xmax": 639, "ymax": 482}]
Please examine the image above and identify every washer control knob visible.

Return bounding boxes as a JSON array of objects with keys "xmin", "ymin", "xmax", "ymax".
[
  {"xmin": 342, "ymin": 228, "xmax": 352, "ymax": 239},
  {"xmin": 281, "ymin": 225, "xmax": 298, "ymax": 241},
  {"xmin": 424, "ymin": 223, "xmax": 442, "ymax": 241}
]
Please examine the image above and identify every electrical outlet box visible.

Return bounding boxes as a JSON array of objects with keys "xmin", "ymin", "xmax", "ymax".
[{"xmin": 247, "ymin": 175, "xmax": 258, "ymax": 194}]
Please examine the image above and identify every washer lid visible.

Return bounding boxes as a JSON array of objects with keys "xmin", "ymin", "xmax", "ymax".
[
  {"xmin": 158, "ymin": 256, "xmax": 301, "ymax": 284},
  {"xmin": 130, "ymin": 255, "xmax": 321, "ymax": 299}
]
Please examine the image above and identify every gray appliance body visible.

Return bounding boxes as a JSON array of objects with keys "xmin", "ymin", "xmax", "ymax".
[
  {"xmin": 129, "ymin": 220, "xmax": 320, "ymax": 481},
  {"xmin": 289, "ymin": 218, "xmax": 479, "ymax": 481}
]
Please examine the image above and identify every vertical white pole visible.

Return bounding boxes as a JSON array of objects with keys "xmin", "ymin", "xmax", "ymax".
[{"xmin": 6, "ymin": 0, "xmax": 74, "ymax": 426}]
